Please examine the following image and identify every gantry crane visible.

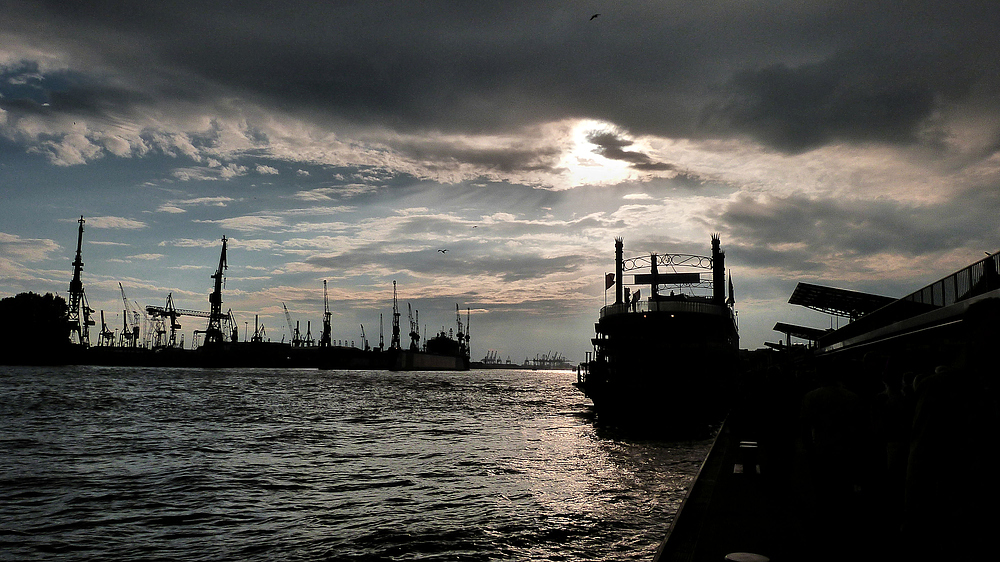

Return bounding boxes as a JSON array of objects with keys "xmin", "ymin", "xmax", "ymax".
[
  {"xmin": 390, "ymin": 280, "xmax": 401, "ymax": 350},
  {"xmin": 455, "ymin": 304, "xmax": 471, "ymax": 358},
  {"xmin": 203, "ymin": 236, "xmax": 228, "ymax": 346},
  {"xmin": 282, "ymin": 302, "xmax": 302, "ymax": 346},
  {"xmin": 143, "ymin": 238, "xmax": 234, "ymax": 349},
  {"xmin": 67, "ymin": 216, "xmax": 95, "ymax": 346},
  {"xmin": 97, "ymin": 310, "xmax": 115, "ymax": 346},
  {"xmin": 147, "ymin": 293, "xmax": 182, "ymax": 348},
  {"xmin": 146, "ymin": 296, "xmax": 236, "ymax": 349},
  {"xmin": 407, "ymin": 303, "xmax": 419, "ymax": 351},
  {"xmin": 118, "ymin": 283, "xmax": 141, "ymax": 348},
  {"xmin": 320, "ymin": 280, "xmax": 332, "ymax": 347},
  {"xmin": 250, "ymin": 314, "xmax": 267, "ymax": 343}
]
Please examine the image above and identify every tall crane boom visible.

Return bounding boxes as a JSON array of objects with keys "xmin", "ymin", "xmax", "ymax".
[
  {"xmin": 119, "ymin": 283, "xmax": 141, "ymax": 348},
  {"xmin": 407, "ymin": 303, "xmax": 419, "ymax": 351},
  {"xmin": 455, "ymin": 304, "xmax": 470, "ymax": 358},
  {"xmin": 67, "ymin": 216, "xmax": 94, "ymax": 346},
  {"xmin": 390, "ymin": 280, "xmax": 401, "ymax": 350},
  {"xmin": 204, "ymin": 236, "xmax": 228, "ymax": 345},
  {"xmin": 320, "ymin": 280, "xmax": 332, "ymax": 347},
  {"xmin": 282, "ymin": 302, "xmax": 296, "ymax": 344}
]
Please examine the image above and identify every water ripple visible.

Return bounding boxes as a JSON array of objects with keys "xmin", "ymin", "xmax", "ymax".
[{"xmin": 0, "ymin": 366, "xmax": 712, "ymax": 561}]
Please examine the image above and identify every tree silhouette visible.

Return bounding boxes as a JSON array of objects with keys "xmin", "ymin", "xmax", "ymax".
[{"xmin": 0, "ymin": 292, "xmax": 71, "ymax": 364}]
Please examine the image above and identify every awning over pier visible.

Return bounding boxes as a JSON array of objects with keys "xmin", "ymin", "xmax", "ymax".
[
  {"xmin": 787, "ymin": 282, "xmax": 895, "ymax": 319},
  {"xmin": 773, "ymin": 322, "xmax": 830, "ymax": 344},
  {"xmin": 788, "ymin": 252, "xmax": 1000, "ymax": 353}
]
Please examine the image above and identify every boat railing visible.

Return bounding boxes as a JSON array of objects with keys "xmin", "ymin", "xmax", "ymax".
[{"xmin": 600, "ymin": 299, "xmax": 729, "ymax": 319}]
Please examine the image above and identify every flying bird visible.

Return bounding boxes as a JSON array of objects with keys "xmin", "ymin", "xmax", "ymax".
[
  {"xmin": 438, "ymin": 249, "xmax": 448, "ymax": 253},
  {"xmin": 590, "ymin": 13, "xmax": 600, "ymax": 20}
]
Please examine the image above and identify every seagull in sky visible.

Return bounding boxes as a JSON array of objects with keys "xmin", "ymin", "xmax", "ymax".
[
  {"xmin": 438, "ymin": 249, "xmax": 448, "ymax": 253},
  {"xmin": 590, "ymin": 13, "xmax": 600, "ymax": 20}
]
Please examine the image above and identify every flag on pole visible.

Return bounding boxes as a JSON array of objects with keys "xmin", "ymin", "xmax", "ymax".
[{"xmin": 605, "ymin": 272, "xmax": 615, "ymax": 290}]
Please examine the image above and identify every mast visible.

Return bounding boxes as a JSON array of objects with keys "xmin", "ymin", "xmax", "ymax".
[
  {"xmin": 649, "ymin": 253, "xmax": 660, "ymax": 300},
  {"xmin": 712, "ymin": 234, "xmax": 726, "ymax": 305},
  {"xmin": 615, "ymin": 237, "xmax": 624, "ymax": 305}
]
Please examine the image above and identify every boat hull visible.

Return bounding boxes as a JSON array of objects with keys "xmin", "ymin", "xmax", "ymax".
[{"xmin": 391, "ymin": 349, "xmax": 470, "ymax": 371}]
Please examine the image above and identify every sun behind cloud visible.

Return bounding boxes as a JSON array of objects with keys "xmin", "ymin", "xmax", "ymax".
[{"xmin": 556, "ymin": 119, "xmax": 635, "ymax": 188}]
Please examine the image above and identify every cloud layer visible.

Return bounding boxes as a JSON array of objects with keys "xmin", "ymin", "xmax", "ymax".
[{"xmin": 1, "ymin": 1, "xmax": 999, "ymax": 355}]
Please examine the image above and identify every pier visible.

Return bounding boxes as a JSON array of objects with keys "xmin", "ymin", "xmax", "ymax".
[{"xmin": 656, "ymin": 252, "xmax": 1000, "ymax": 562}]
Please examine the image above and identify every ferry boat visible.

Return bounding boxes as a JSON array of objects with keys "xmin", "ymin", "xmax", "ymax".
[{"xmin": 576, "ymin": 235, "xmax": 739, "ymax": 432}]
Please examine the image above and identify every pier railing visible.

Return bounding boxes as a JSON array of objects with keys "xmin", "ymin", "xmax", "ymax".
[
  {"xmin": 901, "ymin": 252, "xmax": 1000, "ymax": 308},
  {"xmin": 821, "ymin": 251, "xmax": 1000, "ymax": 348}
]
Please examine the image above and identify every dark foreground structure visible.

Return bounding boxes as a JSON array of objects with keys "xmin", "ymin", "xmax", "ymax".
[{"xmin": 657, "ymin": 252, "xmax": 1000, "ymax": 562}]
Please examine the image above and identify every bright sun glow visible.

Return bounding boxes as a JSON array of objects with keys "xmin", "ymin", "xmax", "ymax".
[{"xmin": 558, "ymin": 119, "xmax": 635, "ymax": 188}]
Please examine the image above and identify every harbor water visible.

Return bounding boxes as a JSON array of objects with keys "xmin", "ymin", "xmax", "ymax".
[{"xmin": 1, "ymin": 366, "xmax": 713, "ymax": 561}]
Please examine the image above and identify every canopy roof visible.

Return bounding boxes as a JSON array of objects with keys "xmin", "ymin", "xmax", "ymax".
[
  {"xmin": 788, "ymin": 282, "xmax": 895, "ymax": 318},
  {"xmin": 772, "ymin": 322, "xmax": 830, "ymax": 342}
]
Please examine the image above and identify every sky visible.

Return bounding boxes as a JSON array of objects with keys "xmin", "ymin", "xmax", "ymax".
[{"xmin": 2, "ymin": 1, "xmax": 999, "ymax": 361}]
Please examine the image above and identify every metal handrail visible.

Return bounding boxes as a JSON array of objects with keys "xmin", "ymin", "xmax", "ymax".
[
  {"xmin": 901, "ymin": 252, "xmax": 1000, "ymax": 307},
  {"xmin": 820, "ymin": 251, "xmax": 1000, "ymax": 346}
]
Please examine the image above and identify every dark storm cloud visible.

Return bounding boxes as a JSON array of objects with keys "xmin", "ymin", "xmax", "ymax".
[
  {"xmin": 6, "ymin": 1, "xmax": 1000, "ymax": 153},
  {"xmin": 586, "ymin": 131, "xmax": 675, "ymax": 171},
  {"xmin": 699, "ymin": 53, "xmax": 938, "ymax": 153},
  {"xmin": 711, "ymin": 186, "xmax": 1000, "ymax": 270}
]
